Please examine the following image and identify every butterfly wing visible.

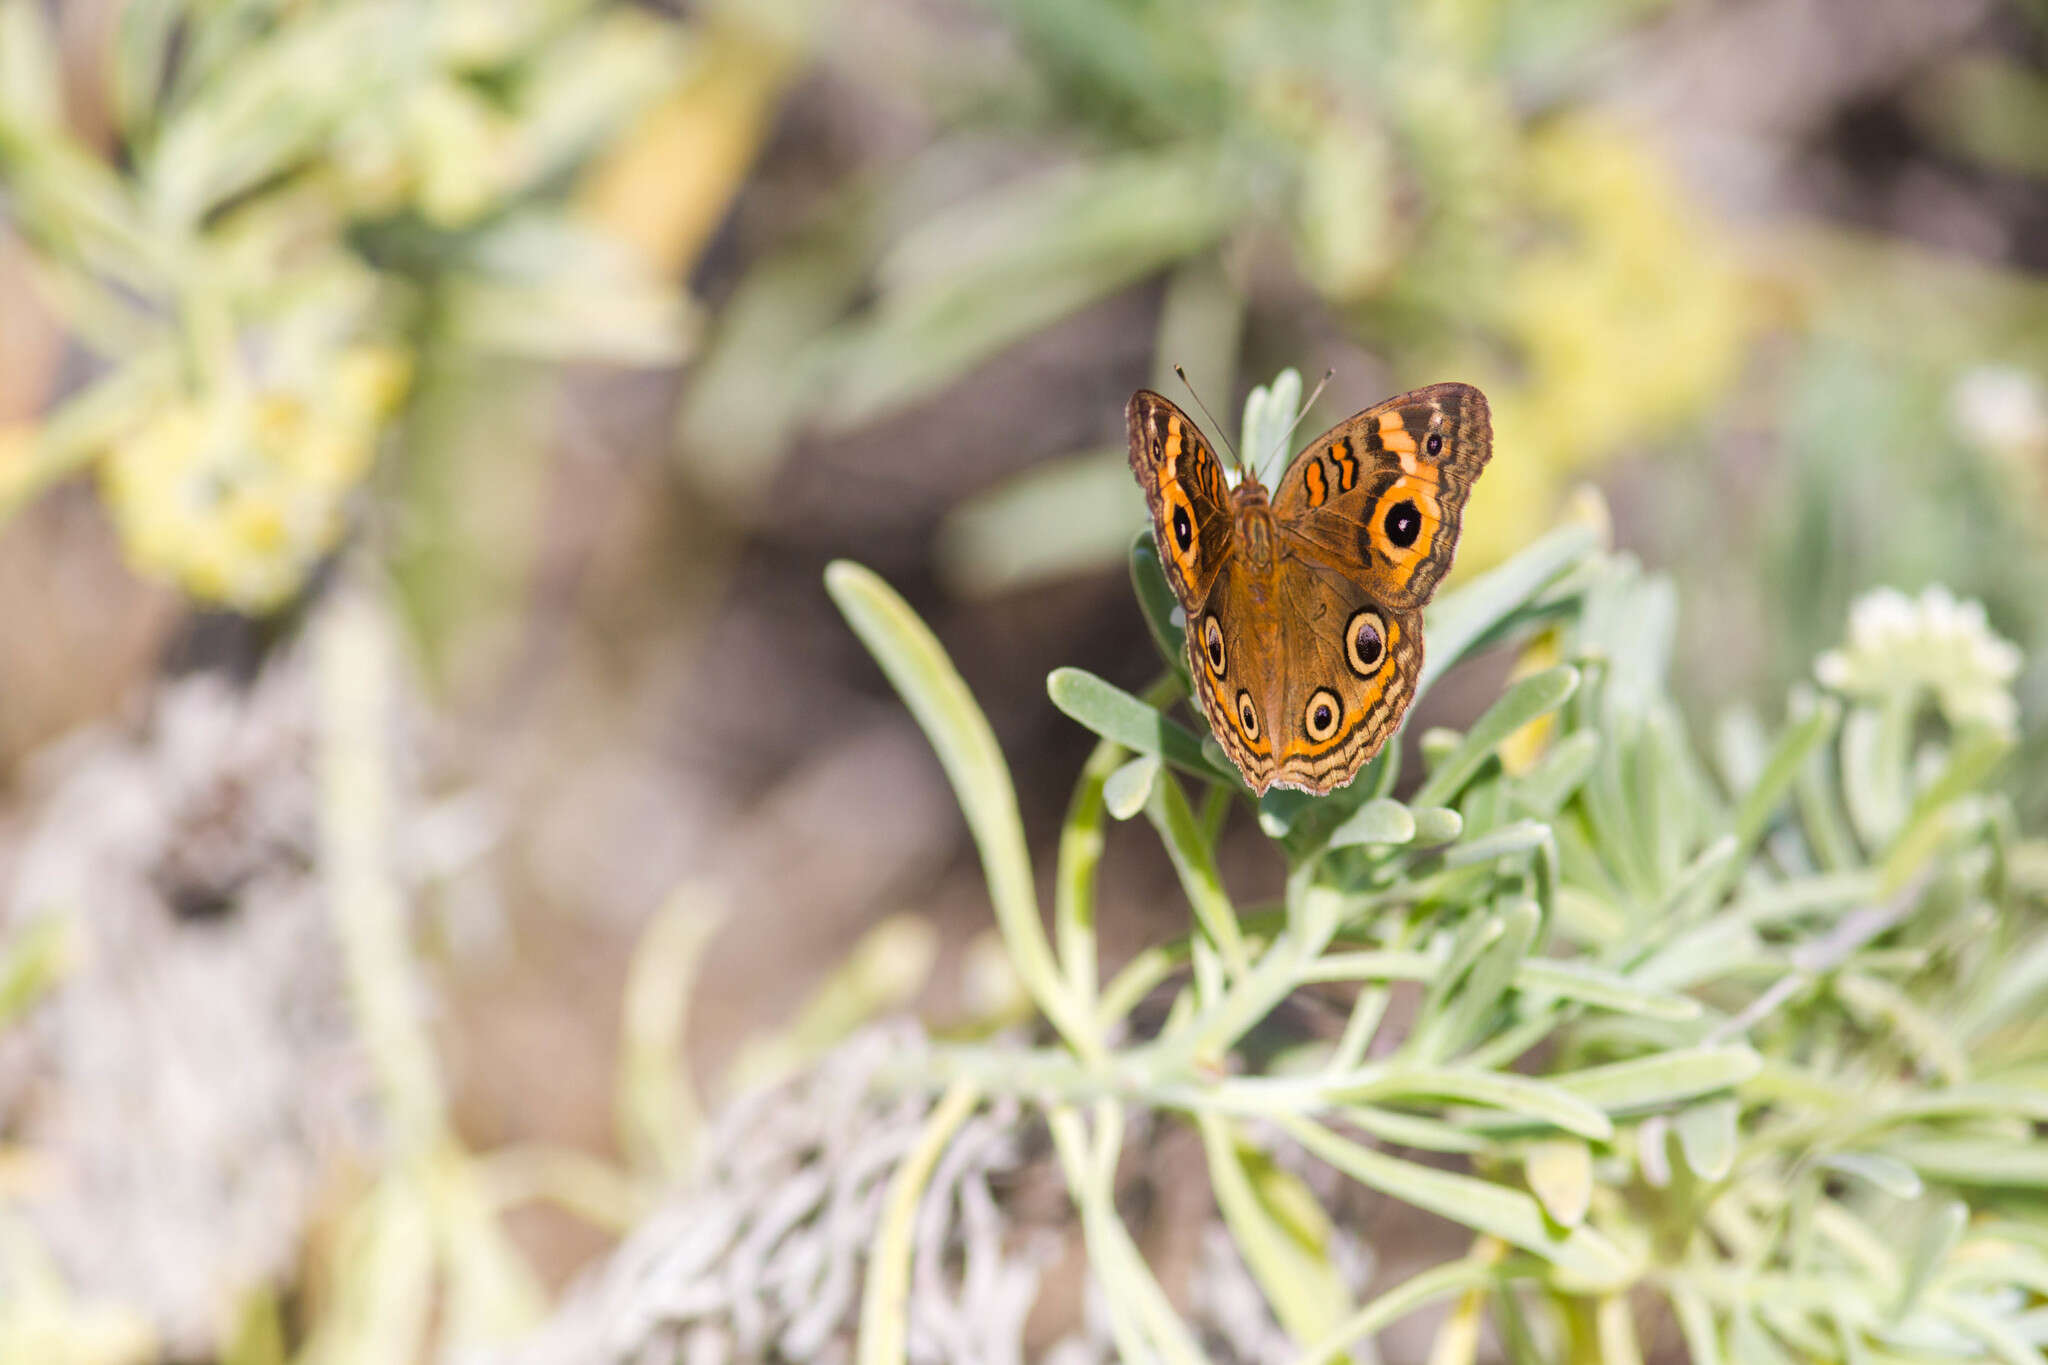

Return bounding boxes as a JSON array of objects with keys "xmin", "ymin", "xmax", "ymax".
[
  {"xmin": 1269, "ymin": 382, "xmax": 1491, "ymax": 612},
  {"xmin": 1260, "ymin": 560, "xmax": 1421, "ymax": 795},
  {"xmin": 1128, "ymin": 391, "xmax": 1235, "ymax": 609}
]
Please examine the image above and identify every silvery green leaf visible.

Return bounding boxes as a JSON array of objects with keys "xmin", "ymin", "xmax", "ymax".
[
  {"xmin": 828, "ymin": 563, "xmax": 1089, "ymax": 1051},
  {"xmin": 1550, "ymin": 1047, "xmax": 1762, "ymax": 1114},
  {"xmin": 1047, "ymin": 667, "xmax": 1230, "ymax": 784},
  {"xmin": 1324, "ymin": 798, "xmax": 1416, "ymax": 849},
  {"xmin": 1283, "ymin": 1116, "xmax": 1633, "ymax": 1283},
  {"xmin": 1675, "ymin": 1099, "xmax": 1738, "ymax": 1181},
  {"xmin": 1103, "ymin": 754, "xmax": 1160, "ymax": 820},
  {"xmin": 1821, "ymin": 1152, "xmax": 1923, "ymax": 1200},
  {"xmin": 1526, "ymin": 1138, "xmax": 1593, "ymax": 1227},
  {"xmin": 1412, "ymin": 667, "xmax": 1578, "ymax": 810},
  {"xmin": 938, "ymin": 450, "xmax": 1143, "ymax": 597}
]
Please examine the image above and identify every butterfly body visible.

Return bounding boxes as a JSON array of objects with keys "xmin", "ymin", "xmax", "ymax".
[{"xmin": 1127, "ymin": 382, "xmax": 1493, "ymax": 796}]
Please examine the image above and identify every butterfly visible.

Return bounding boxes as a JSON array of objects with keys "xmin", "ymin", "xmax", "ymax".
[{"xmin": 1127, "ymin": 381, "xmax": 1492, "ymax": 796}]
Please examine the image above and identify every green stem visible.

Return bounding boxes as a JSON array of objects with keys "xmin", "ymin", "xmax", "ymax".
[{"xmin": 856, "ymin": 1081, "xmax": 980, "ymax": 1365}]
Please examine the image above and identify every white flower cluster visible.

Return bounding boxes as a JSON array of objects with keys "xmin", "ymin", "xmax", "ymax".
[{"xmin": 1815, "ymin": 586, "xmax": 2023, "ymax": 734}]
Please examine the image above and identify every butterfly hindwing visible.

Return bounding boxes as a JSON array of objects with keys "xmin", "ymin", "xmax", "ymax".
[
  {"xmin": 1128, "ymin": 391, "xmax": 1234, "ymax": 610},
  {"xmin": 1270, "ymin": 382, "xmax": 1491, "ymax": 611},
  {"xmin": 1184, "ymin": 557, "xmax": 1280, "ymax": 792},
  {"xmin": 1263, "ymin": 562, "xmax": 1421, "ymax": 794}
]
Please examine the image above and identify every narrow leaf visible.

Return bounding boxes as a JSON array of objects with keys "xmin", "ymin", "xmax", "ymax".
[
  {"xmin": 1550, "ymin": 1047, "xmax": 1763, "ymax": 1114},
  {"xmin": 1674, "ymin": 1098, "xmax": 1738, "ymax": 1181},
  {"xmin": 1104, "ymin": 753, "xmax": 1160, "ymax": 820},
  {"xmin": 1525, "ymin": 1139, "xmax": 1593, "ymax": 1227},
  {"xmin": 1325, "ymin": 798, "xmax": 1416, "ymax": 850},
  {"xmin": 1199, "ymin": 1115, "xmax": 1356, "ymax": 1351},
  {"xmin": 1420, "ymin": 523, "xmax": 1601, "ymax": 693},
  {"xmin": 828, "ymin": 563, "xmax": 1091, "ymax": 1052},
  {"xmin": 1821, "ymin": 1152, "xmax": 1923, "ymax": 1200},
  {"xmin": 1412, "ymin": 668, "xmax": 1580, "ymax": 810},
  {"xmin": 1282, "ymin": 1116, "xmax": 1633, "ymax": 1283},
  {"xmin": 1048, "ymin": 666, "xmax": 1232, "ymax": 783}
]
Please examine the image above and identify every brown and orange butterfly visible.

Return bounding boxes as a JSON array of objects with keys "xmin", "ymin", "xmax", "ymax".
[{"xmin": 1128, "ymin": 381, "xmax": 1492, "ymax": 795}]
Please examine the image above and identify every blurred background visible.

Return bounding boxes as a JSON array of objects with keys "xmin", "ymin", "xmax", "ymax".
[{"xmin": 0, "ymin": 0, "xmax": 2045, "ymax": 1360}]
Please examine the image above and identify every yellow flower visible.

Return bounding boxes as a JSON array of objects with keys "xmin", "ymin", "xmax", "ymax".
[
  {"xmin": 1457, "ymin": 115, "xmax": 1752, "ymax": 570},
  {"xmin": 99, "ymin": 345, "xmax": 411, "ymax": 611}
]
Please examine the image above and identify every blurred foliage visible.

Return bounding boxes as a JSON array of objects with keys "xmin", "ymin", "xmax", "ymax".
[
  {"xmin": 685, "ymin": 0, "xmax": 1749, "ymax": 580},
  {"xmin": 679, "ymin": 0, "xmax": 2048, "ymax": 793},
  {"xmin": 0, "ymin": 0, "xmax": 691, "ymax": 613},
  {"xmin": 831, "ymin": 375, "xmax": 2048, "ymax": 1363}
]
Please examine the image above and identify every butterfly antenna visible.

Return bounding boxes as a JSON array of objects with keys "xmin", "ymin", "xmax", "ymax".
[
  {"xmin": 1268, "ymin": 367, "xmax": 1336, "ymax": 473},
  {"xmin": 1173, "ymin": 365, "xmax": 1244, "ymax": 475}
]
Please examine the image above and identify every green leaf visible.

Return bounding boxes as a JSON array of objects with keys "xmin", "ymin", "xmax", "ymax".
[
  {"xmin": 1733, "ymin": 699, "xmax": 1840, "ymax": 854},
  {"xmin": 1324, "ymin": 798, "xmax": 1416, "ymax": 849},
  {"xmin": 1515, "ymin": 960, "xmax": 1701, "ymax": 1021},
  {"xmin": 1674, "ymin": 1098, "xmax": 1738, "ymax": 1180},
  {"xmin": 1198, "ymin": 1115, "xmax": 1356, "ymax": 1352},
  {"xmin": 824, "ymin": 148, "xmax": 1244, "ymax": 428},
  {"xmin": 1410, "ymin": 900, "xmax": 1541, "ymax": 1063},
  {"xmin": 1897, "ymin": 1199, "xmax": 1968, "ymax": 1319},
  {"xmin": 1104, "ymin": 754, "xmax": 1160, "ymax": 820},
  {"xmin": 1282, "ymin": 1116, "xmax": 1633, "ymax": 1284},
  {"xmin": 1055, "ymin": 739, "xmax": 1127, "ymax": 1008},
  {"xmin": 1668, "ymin": 1283, "xmax": 1725, "ymax": 1365},
  {"xmin": 858, "ymin": 1082, "xmax": 981, "ymax": 1365},
  {"xmin": 1525, "ymin": 1139, "xmax": 1593, "ymax": 1227},
  {"xmin": 1420, "ymin": 523, "xmax": 1601, "ymax": 694},
  {"xmin": 1513, "ymin": 731, "xmax": 1601, "ymax": 817},
  {"xmin": 828, "ymin": 563, "xmax": 1092, "ymax": 1054},
  {"xmin": 1337, "ymin": 1065, "xmax": 1612, "ymax": 1141},
  {"xmin": 0, "ymin": 0, "xmax": 65, "ymax": 128},
  {"xmin": 1443, "ymin": 820, "xmax": 1553, "ymax": 868},
  {"xmin": 1048, "ymin": 667, "xmax": 1232, "ymax": 783},
  {"xmin": 1881, "ymin": 726, "xmax": 2011, "ymax": 889},
  {"xmin": 0, "ymin": 914, "xmax": 70, "ymax": 1025},
  {"xmin": 1049, "ymin": 1105, "xmax": 1208, "ymax": 1365},
  {"xmin": 1549, "ymin": 1047, "xmax": 1763, "ymax": 1114},
  {"xmin": 1412, "ymin": 806, "xmax": 1466, "ymax": 845},
  {"xmin": 1821, "ymin": 1152, "xmax": 1923, "ymax": 1200},
  {"xmin": 1412, "ymin": 667, "xmax": 1580, "ymax": 810},
  {"xmin": 1130, "ymin": 534, "xmax": 1189, "ymax": 674},
  {"xmin": 1884, "ymin": 1138, "xmax": 2048, "ymax": 1187},
  {"xmin": 1241, "ymin": 368, "xmax": 1304, "ymax": 479},
  {"xmin": 1145, "ymin": 769, "xmax": 1247, "ymax": 975},
  {"xmin": 937, "ymin": 449, "xmax": 1144, "ymax": 596},
  {"xmin": 1652, "ymin": 834, "xmax": 1740, "ymax": 927},
  {"xmin": 1337, "ymin": 1104, "xmax": 1489, "ymax": 1153}
]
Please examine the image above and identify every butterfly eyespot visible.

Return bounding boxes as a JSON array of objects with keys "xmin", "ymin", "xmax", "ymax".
[
  {"xmin": 1235, "ymin": 690, "xmax": 1261, "ymax": 741},
  {"xmin": 1426, "ymin": 432, "xmax": 1443, "ymax": 457},
  {"xmin": 1304, "ymin": 689, "xmax": 1342, "ymax": 742},
  {"xmin": 1171, "ymin": 501, "xmax": 1194, "ymax": 553},
  {"xmin": 1383, "ymin": 499, "xmax": 1421, "ymax": 549},
  {"xmin": 1201, "ymin": 615, "xmax": 1226, "ymax": 676},
  {"xmin": 1345, "ymin": 609, "xmax": 1387, "ymax": 677}
]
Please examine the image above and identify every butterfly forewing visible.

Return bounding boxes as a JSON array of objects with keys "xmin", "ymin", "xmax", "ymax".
[
  {"xmin": 1270, "ymin": 382, "xmax": 1492, "ymax": 612},
  {"xmin": 1127, "ymin": 391, "xmax": 1234, "ymax": 610}
]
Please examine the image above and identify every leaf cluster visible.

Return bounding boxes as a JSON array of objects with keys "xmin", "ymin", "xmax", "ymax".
[
  {"xmin": 830, "ymin": 477, "xmax": 2048, "ymax": 1361},
  {"xmin": 0, "ymin": 0, "xmax": 688, "ymax": 603}
]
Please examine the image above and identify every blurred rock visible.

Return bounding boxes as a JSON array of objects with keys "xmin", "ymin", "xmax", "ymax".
[{"xmin": 0, "ymin": 658, "xmax": 373, "ymax": 1358}]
